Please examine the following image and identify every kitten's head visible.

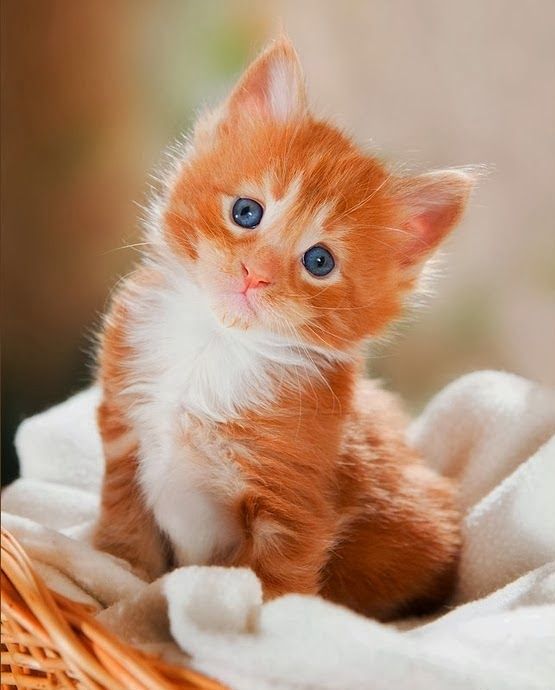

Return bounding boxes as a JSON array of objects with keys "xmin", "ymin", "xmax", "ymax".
[{"xmin": 157, "ymin": 38, "xmax": 474, "ymax": 354}]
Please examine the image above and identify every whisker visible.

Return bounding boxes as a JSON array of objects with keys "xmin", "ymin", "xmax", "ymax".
[
  {"xmin": 304, "ymin": 320, "xmax": 355, "ymax": 347},
  {"xmin": 100, "ymin": 241, "xmax": 155, "ymax": 257}
]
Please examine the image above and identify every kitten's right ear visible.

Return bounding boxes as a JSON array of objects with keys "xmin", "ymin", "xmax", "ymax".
[{"xmin": 195, "ymin": 37, "xmax": 308, "ymax": 142}]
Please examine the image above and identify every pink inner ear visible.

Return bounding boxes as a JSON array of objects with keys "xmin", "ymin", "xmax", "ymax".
[
  {"xmin": 401, "ymin": 202, "xmax": 461, "ymax": 266},
  {"xmin": 396, "ymin": 170, "xmax": 473, "ymax": 268},
  {"xmin": 239, "ymin": 63, "xmax": 273, "ymax": 118}
]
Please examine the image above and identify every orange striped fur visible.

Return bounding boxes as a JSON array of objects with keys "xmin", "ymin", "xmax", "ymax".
[{"xmin": 94, "ymin": 38, "xmax": 473, "ymax": 619}]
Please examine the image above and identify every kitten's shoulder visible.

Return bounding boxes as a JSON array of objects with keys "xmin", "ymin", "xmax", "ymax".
[
  {"xmin": 353, "ymin": 378, "xmax": 412, "ymax": 430},
  {"xmin": 345, "ymin": 378, "xmax": 416, "ymax": 457}
]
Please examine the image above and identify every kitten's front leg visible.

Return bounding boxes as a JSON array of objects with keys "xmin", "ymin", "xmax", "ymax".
[
  {"xmin": 93, "ymin": 398, "xmax": 168, "ymax": 580},
  {"xmin": 233, "ymin": 492, "xmax": 334, "ymax": 598}
]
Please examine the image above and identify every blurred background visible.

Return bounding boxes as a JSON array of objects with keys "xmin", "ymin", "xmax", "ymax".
[{"xmin": 2, "ymin": 0, "xmax": 554, "ymax": 484}]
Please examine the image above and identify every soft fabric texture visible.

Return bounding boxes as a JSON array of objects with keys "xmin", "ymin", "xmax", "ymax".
[{"xmin": 2, "ymin": 370, "xmax": 554, "ymax": 689}]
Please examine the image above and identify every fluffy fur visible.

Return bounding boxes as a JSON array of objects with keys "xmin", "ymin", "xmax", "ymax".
[{"xmin": 93, "ymin": 38, "xmax": 474, "ymax": 620}]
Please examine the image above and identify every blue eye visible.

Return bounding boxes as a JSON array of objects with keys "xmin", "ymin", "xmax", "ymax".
[
  {"xmin": 232, "ymin": 198, "xmax": 263, "ymax": 229},
  {"xmin": 302, "ymin": 245, "xmax": 335, "ymax": 277}
]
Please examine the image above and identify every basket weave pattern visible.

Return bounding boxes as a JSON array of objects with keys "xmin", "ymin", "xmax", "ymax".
[{"xmin": 0, "ymin": 528, "xmax": 225, "ymax": 690}]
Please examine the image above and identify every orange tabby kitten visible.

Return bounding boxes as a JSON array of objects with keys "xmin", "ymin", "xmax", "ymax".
[{"xmin": 94, "ymin": 38, "xmax": 473, "ymax": 620}]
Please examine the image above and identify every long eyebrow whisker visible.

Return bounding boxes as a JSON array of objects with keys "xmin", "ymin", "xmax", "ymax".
[{"xmin": 333, "ymin": 172, "xmax": 394, "ymax": 223}]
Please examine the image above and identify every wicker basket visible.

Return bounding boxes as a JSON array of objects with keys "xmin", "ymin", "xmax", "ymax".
[{"xmin": 0, "ymin": 528, "xmax": 226, "ymax": 689}]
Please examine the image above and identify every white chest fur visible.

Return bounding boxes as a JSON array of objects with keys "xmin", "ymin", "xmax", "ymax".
[
  {"xmin": 123, "ymin": 267, "xmax": 308, "ymax": 565},
  {"xmin": 137, "ymin": 413, "xmax": 245, "ymax": 566}
]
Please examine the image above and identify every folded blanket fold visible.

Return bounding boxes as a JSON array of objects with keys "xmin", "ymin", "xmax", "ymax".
[{"xmin": 2, "ymin": 370, "xmax": 554, "ymax": 690}]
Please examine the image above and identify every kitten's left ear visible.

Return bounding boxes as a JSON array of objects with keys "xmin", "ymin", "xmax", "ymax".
[
  {"xmin": 225, "ymin": 37, "xmax": 308, "ymax": 123},
  {"xmin": 392, "ymin": 169, "xmax": 476, "ymax": 272}
]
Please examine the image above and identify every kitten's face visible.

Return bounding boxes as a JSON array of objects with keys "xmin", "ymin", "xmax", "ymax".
[{"xmin": 161, "ymin": 39, "xmax": 473, "ymax": 354}]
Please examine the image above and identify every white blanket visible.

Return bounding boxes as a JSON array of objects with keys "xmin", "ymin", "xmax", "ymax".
[{"xmin": 2, "ymin": 371, "xmax": 555, "ymax": 689}]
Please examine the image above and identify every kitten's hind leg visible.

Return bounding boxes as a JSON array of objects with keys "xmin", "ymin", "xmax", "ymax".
[
  {"xmin": 93, "ymin": 398, "xmax": 168, "ymax": 580},
  {"xmin": 321, "ymin": 459, "xmax": 461, "ymax": 621}
]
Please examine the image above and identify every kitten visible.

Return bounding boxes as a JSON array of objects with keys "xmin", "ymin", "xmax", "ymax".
[{"xmin": 93, "ymin": 38, "xmax": 473, "ymax": 620}]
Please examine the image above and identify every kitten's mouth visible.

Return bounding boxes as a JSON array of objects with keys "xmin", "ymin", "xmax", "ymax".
[{"xmin": 234, "ymin": 290, "xmax": 258, "ymax": 314}]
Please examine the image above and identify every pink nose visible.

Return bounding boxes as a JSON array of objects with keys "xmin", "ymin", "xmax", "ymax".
[{"xmin": 241, "ymin": 262, "xmax": 272, "ymax": 292}]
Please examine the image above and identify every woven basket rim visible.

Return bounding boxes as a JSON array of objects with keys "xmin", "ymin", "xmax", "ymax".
[{"xmin": 1, "ymin": 527, "xmax": 227, "ymax": 690}]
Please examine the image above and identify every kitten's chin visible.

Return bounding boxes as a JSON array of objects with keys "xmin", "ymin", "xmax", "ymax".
[{"xmin": 214, "ymin": 292, "xmax": 260, "ymax": 331}]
